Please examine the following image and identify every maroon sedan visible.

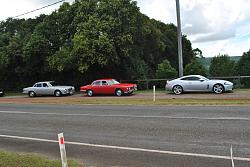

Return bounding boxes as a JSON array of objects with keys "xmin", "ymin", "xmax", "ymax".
[{"xmin": 80, "ymin": 79, "xmax": 137, "ymax": 96}]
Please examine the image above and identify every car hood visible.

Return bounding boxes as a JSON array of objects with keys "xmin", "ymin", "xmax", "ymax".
[
  {"xmin": 23, "ymin": 87, "xmax": 33, "ymax": 90},
  {"xmin": 209, "ymin": 79, "xmax": 233, "ymax": 84}
]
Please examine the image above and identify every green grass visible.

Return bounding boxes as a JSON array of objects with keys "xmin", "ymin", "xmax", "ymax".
[
  {"xmin": 0, "ymin": 151, "xmax": 81, "ymax": 167},
  {"xmin": 3, "ymin": 92, "xmax": 23, "ymax": 96}
]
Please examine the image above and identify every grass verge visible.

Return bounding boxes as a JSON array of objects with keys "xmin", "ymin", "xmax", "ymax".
[
  {"xmin": 0, "ymin": 151, "xmax": 81, "ymax": 167},
  {"xmin": 20, "ymin": 97, "xmax": 250, "ymax": 106}
]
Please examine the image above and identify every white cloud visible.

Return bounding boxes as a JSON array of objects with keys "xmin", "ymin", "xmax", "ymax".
[
  {"xmin": 1, "ymin": 0, "xmax": 250, "ymax": 57},
  {"xmin": 0, "ymin": 0, "xmax": 73, "ymax": 21},
  {"xmin": 137, "ymin": 0, "xmax": 250, "ymax": 56},
  {"xmin": 137, "ymin": 0, "xmax": 176, "ymax": 24}
]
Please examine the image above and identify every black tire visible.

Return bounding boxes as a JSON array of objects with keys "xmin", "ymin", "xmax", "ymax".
[
  {"xmin": 213, "ymin": 84, "xmax": 224, "ymax": 94},
  {"xmin": 87, "ymin": 90, "xmax": 94, "ymax": 97},
  {"xmin": 28, "ymin": 91, "xmax": 36, "ymax": 97},
  {"xmin": 115, "ymin": 89, "xmax": 123, "ymax": 96},
  {"xmin": 54, "ymin": 90, "xmax": 62, "ymax": 97},
  {"xmin": 172, "ymin": 85, "xmax": 183, "ymax": 95}
]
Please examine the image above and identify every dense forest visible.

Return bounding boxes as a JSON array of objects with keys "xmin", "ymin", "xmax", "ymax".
[{"xmin": 0, "ymin": 0, "xmax": 195, "ymax": 90}]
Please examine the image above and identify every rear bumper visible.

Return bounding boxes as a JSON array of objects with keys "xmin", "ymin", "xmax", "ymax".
[{"xmin": 165, "ymin": 84, "xmax": 172, "ymax": 91}]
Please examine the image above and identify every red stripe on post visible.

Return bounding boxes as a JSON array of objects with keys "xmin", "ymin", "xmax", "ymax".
[{"xmin": 60, "ymin": 137, "xmax": 64, "ymax": 145}]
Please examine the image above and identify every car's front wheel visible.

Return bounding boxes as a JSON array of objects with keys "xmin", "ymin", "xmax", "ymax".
[
  {"xmin": 28, "ymin": 91, "xmax": 36, "ymax": 97},
  {"xmin": 87, "ymin": 90, "xmax": 94, "ymax": 97},
  {"xmin": 115, "ymin": 89, "xmax": 123, "ymax": 96},
  {"xmin": 54, "ymin": 90, "xmax": 62, "ymax": 97},
  {"xmin": 213, "ymin": 84, "xmax": 224, "ymax": 94},
  {"xmin": 172, "ymin": 85, "xmax": 183, "ymax": 95}
]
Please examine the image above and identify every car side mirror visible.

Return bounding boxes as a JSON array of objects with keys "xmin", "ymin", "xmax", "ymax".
[{"xmin": 199, "ymin": 79, "xmax": 205, "ymax": 82}]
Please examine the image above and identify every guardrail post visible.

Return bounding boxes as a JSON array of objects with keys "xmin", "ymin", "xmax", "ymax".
[
  {"xmin": 58, "ymin": 133, "xmax": 68, "ymax": 167},
  {"xmin": 153, "ymin": 85, "xmax": 156, "ymax": 102}
]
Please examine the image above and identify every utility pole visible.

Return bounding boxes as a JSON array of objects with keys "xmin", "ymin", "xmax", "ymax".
[{"xmin": 175, "ymin": 0, "xmax": 183, "ymax": 77}]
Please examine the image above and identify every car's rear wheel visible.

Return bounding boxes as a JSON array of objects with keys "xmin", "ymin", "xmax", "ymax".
[
  {"xmin": 87, "ymin": 90, "xmax": 94, "ymax": 97},
  {"xmin": 28, "ymin": 91, "xmax": 36, "ymax": 97},
  {"xmin": 115, "ymin": 89, "xmax": 123, "ymax": 96},
  {"xmin": 213, "ymin": 84, "xmax": 224, "ymax": 94},
  {"xmin": 54, "ymin": 90, "xmax": 62, "ymax": 97},
  {"xmin": 173, "ymin": 85, "xmax": 183, "ymax": 95}
]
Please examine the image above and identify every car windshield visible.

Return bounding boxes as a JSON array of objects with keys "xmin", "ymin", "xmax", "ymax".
[{"xmin": 108, "ymin": 79, "xmax": 120, "ymax": 85}]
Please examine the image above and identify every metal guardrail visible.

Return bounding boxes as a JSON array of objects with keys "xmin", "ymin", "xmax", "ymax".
[{"xmin": 121, "ymin": 76, "xmax": 250, "ymax": 89}]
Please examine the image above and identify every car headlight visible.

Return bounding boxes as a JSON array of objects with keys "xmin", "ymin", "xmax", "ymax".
[{"xmin": 224, "ymin": 82, "xmax": 232, "ymax": 85}]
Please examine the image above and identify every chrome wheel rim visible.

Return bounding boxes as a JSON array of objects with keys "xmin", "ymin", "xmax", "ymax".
[
  {"xmin": 116, "ymin": 90, "xmax": 122, "ymax": 96},
  {"xmin": 87, "ymin": 90, "xmax": 93, "ymax": 96},
  {"xmin": 29, "ymin": 92, "xmax": 35, "ymax": 97},
  {"xmin": 213, "ymin": 84, "xmax": 223, "ymax": 94},
  {"xmin": 55, "ymin": 91, "xmax": 61, "ymax": 97},
  {"xmin": 173, "ymin": 86, "xmax": 182, "ymax": 95}
]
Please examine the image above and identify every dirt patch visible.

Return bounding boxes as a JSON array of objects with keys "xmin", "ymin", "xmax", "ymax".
[{"xmin": 0, "ymin": 91, "xmax": 250, "ymax": 105}]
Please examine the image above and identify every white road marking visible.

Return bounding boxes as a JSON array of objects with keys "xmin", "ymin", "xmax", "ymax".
[
  {"xmin": 0, "ymin": 134, "xmax": 250, "ymax": 162},
  {"xmin": 0, "ymin": 110, "xmax": 250, "ymax": 121}
]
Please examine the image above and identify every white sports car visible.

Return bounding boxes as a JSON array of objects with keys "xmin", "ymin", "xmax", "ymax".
[{"xmin": 165, "ymin": 75, "xmax": 233, "ymax": 95}]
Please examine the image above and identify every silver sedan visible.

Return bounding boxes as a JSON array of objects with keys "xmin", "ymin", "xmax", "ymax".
[
  {"xmin": 23, "ymin": 81, "xmax": 75, "ymax": 97},
  {"xmin": 165, "ymin": 75, "xmax": 233, "ymax": 95}
]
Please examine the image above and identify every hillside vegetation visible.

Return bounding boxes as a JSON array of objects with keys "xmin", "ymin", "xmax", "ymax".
[{"xmin": 0, "ymin": 0, "xmax": 195, "ymax": 90}]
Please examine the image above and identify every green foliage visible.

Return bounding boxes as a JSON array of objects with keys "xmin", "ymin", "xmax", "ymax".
[
  {"xmin": 184, "ymin": 59, "xmax": 207, "ymax": 76},
  {"xmin": 235, "ymin": 50, "xmax": 250, "ymax": 86},
  {"xmin": 156, "ymin": 59, "xmax": 177, "ymax": 79},
  {"xmin": 209, "ymin": 54, "xmax": 236, "ymax": 77},
  {"xmin": 0, "ymin": 0, "xmax": 196, "ymax": 90}
]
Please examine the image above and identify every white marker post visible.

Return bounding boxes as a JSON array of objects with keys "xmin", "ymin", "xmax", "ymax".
[
  {"xmin": 231, "ymin": 145, "xmax": 235, "ymax": 167},
  {"xmin": 153, "ymin": 85, "xmax": 156, "ymax": 102},
  {"xmin": 58, "ymin": 133, "xmax": 68, "ymax": 167}
]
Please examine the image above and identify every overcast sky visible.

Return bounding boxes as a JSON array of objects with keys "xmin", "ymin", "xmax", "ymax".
[{"xmin": 1, "ymin": 0, "xmax": 250, "ymax": 57}]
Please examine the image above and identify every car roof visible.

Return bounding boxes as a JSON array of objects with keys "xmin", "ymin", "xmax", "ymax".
[
  {"xmin": 35, "ymin": 81, "xmax": 54, "ymax": 84},
  {"xmin": 94, "ymin": 78, "xmax": 114, "ymax": 81},
  {"xmin": 179, "ymin": 75, "xmax": 205, "ymax": 79}
]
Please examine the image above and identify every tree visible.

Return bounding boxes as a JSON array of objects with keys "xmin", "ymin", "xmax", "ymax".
[
  {"xmin": 193, "ymin": 48, "xmax": 203, "ymax": 58},
  {"xmin": 235, "ymin": 50, "xmax": 250, "ymax": 87},
  {"xmin": 209, "ymin": 54, "xmax": 235, "ymax": 77},
  {"xmin": 156, "ymin": 59, "xmax": 177, "ymax": 79},
  {"xmin": 0, "ymin": 0, "xmax": 197, "ymax": 90},
  {"xmin": 184, "ymin": 59, "xmax": 207, "ymax": 76}
]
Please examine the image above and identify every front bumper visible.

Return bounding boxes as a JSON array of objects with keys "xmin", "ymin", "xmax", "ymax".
[
  {"xmin": 124, "ymin": 86, "xmax": 137, "ymax": 94},
  {"xmin": 224, "ymin": 84, "xmax": 233, "ymax": 91},
  {"xmin": 62, "ymin": 88, "xmax": 75, "ymax": 95}
]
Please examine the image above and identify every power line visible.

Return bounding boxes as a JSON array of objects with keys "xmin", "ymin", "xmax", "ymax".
[{"xmin": 1, "ymin": 0, "xmax": 65, "ymax": 21}]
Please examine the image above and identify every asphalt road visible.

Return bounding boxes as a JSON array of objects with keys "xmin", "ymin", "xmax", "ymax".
[{"xmin": 0, "ymin": 104, "xmax": 250, "ymax": 167}]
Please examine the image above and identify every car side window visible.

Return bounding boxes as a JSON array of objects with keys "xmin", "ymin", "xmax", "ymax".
[
  {"xmin": 43, "ymin": 83, "xmax": 48, "ymax": 87},
  {"xmin": 36, "ymin": 83, "xmax": 42, "ymax": 87},
  {"xmin": 102, "ymin": 81, "xmax": 108, "ymax": 86},
  {"xmin": 181, "ymin": 77, "xmax": 200, "ymax": 81},
  {"xmin": 92, "ymin": 81, "xmax": 101, "ymax": 86}
]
